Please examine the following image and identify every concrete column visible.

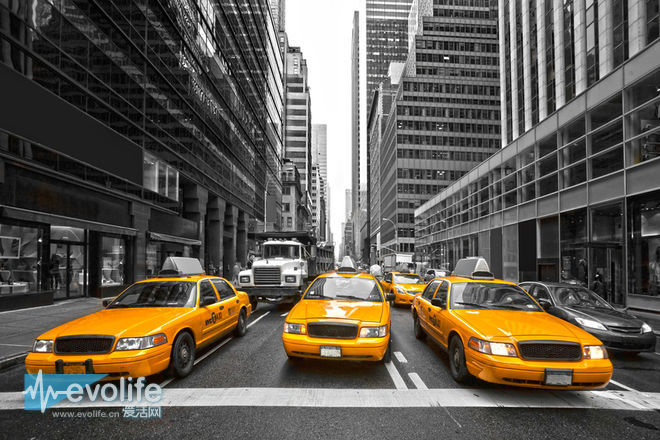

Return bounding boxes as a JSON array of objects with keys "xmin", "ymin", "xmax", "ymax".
[
  {"xmin": 130, "ymin": 203, "xmax": 150, "ymax": 281},
  {"xmin": 510, "ymin": 0, "xmax": 521, "ymax": 139},
  {"xmin": 598, "ymin": 0, "xmax": 614, "ymax": 77},
  {"xmin": 236, "ymin": 211, "xmax": 248, "ymax": 267},
  {"xmin": 183, "ymin": 184, "xmax": 208, "ymax": 265},
  {"xmin": 573, "ymin": 0, "xmax": 588, "ymax": 95},
  {"xmin": 628, "ymin": 0, "xmax": 648, "ymax": 57},
  {"xmin": 536, "ymin": 0, "xmax": 548, "ymax": 120},
  {"xmin": 522, "ymin": 0, "xmax": 534, "ymax": 130},
  {"xmin": 498, "ymin": 0, "xmax": 509, "ymax": 146},
  {"xmin": 207, "ymin": 197, "xmax": 226, "ymax": 276},
  {"xmin": 223, "ymin": 205, "xmax": 239, "ymax": 277}
]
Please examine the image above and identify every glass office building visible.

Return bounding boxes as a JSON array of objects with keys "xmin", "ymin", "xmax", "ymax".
[{"xmin": 0, "ymin": 0, "xmax": 283, "ymax": 310}]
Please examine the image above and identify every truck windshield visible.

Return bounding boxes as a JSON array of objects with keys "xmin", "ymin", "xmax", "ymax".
[
  {"xmin": 264, "ymin": 245, "xmax": 299, "ymax": 259},
  {"xmin": 304, "ymin": 276, "xmax": 383, "ymax": 302}
]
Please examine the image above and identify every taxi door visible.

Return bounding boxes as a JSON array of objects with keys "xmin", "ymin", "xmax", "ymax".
[
  {"xmin": 428, "ymin": 281, "xmax": 450, "ymax": 347},
  {"xmin": 211, "ymin": 278, "xmax": 240, "ymax": 334},
  {"xmin": 381, "ymin": 273, "xmax": 394, "ymax": 294},
  {"xmin": 417, "ymin": 280, "xmax": 441, "ymax": 333},
  {"xmin": 198, "ymin": 279, "xmax": 224, "ymax": 344}
]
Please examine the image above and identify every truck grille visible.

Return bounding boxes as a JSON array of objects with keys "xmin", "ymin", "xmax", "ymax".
[
  {"xmin": 253, "ymin": 267, "xmax": 281, "ymax": 285},
  {"xmin": 308, "ymin": 322, "xmax": 358, "ymax": 339},
  {"xmin": 55, "ymin": 336, "xmax": 115, "ymax": 354},
  {"xmin": 518, "ymin": 341, "xmax": 582, "ymax": 361}
]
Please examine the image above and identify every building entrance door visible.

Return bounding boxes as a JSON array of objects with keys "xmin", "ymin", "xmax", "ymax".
[
  {"xmin": 590, "ymin": 245, "xmax": 623, "ymax": 306},
  {"xmin": 49, "ymin": 226, "xmax": 87, "ymax": 299}
]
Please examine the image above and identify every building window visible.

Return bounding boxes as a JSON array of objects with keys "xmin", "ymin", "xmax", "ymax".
[
  {"xmin": 585, "ymin": 0, "xmax": 599, "ymax": 86},
  {"xmin": 563, "ymin": 0, "xmax": 576, "ymax": 100},
  {"xmin": 648, "ymin": 0, "xmax": 660, "ymax": 44},
  {"xmin": 590, "ymin": 203, "xmax": 623, "ymax": 304},
  {"xmin": 560, "ymin": 209, "xmax": 588, "ymax": 285},
  {"xmin": 100, "ymin": 236, "xmax": 125, "ymax": 286},
  {"xmin": 0, "ymin": 222, "xmax": 46, "ymax": 295},
  {"xmin": 143, "ymin": 153, "xmax": 179, "ymax": 201},
  {"xmin": 545, "ymin": 0, "xmax": 556, "ymax": 113},
  {"xmin": 628, "ymin": 190, "xmax": 660, "ymax": 297},
  {"xmin": 612, "ymin": 0, "xmax": 629, "ymax": 67}
]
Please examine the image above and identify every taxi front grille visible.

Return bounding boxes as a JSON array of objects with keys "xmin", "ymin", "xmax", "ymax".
[
  {"xmin": 55, "ymin": 336, "xmax": 115, "ymax": 354},
  {"xmin": 518, "ymin": 341, "xmax": 582, "ymax": 361},
  {"xmin": 307, "ymin": 323, "xmax": 358, "ymax": 339},
  {"xmin": 253, "ymin": 267, "xmax": 281, "ymax": 285}
]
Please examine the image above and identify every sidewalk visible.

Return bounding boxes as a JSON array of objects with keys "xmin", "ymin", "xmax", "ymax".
[{"xmin": 0, "ymin": 298, "xmax": 103, "ymax": 370}]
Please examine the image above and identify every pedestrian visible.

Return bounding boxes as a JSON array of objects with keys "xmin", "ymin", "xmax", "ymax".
[
  {"xmin": 591, "ymin": 272, "xmax": 605, "ymax": 299},
  {"xmin": 247, "ymin": 253, "xmax": 255, "ymax": 269},
  {"xmin": 232, "ymin": 261, "xmax": 241, "ymax": 285}
]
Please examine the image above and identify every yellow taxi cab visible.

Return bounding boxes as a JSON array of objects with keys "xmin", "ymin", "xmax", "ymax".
[
  {"xmin": 380, "ymin": 271, "xmax": 427, "ymax": 306},
  {"xmin": 412, "ymin": 257, "xmax": 613, "ymax": 389},
  {"xmin": 25, "ymin": 257, "xmax": 251, "ymax": 379},
  {"xmin": 282, "ymin": 257, "xmax": 395, "ymax": 362}
]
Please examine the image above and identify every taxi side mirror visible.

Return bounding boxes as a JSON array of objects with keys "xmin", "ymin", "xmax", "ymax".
[
  {"xmin": 431, "ymin": 298, "xmax": 446, "ymax": 308},
  {"xmin": 102, "ymin": 299, "xmax": 112, "ymax": 307},
  {"xmin": 538, "ymin": 299, "xmax": 552, "ymax": 311},
  {"xmin": 200, "ymin": 296, "xmax": 216, "ymax": 307},
  {"xmin": 384, "ymin": 274, "xmax": 392, "ymax": 283},
  {"xmin": 386, "ymin": 293, "xmax": 396, "ymax": 302}
]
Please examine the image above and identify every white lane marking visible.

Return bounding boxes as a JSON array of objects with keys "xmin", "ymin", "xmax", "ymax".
[
  {"xmin": 159, "ymin": 377, "xmax": 175, "ymax": 388},
  {"xmin": 281, "ymin": 312, "xmax": 289, "ymax": 317},
  {"xmin": 161, "ymin": 336, "xmax": 235, "ymax": 388},
  {"xmin": 408, "ymin": 373, "xmax": 427, "ymax": 390},
  {"xmin": 609, "ymin": 379, "xmax": 638, "ymax": 393},
  {"xmin": 384, "ymin": 361, "xmax": 408, "ymax": 390},
  {"xmin": 0, "ymin": 343, "xmax": 32, "ymax": 347},
  {"xmin": 394, "ymin": 351, "xmax": 407, "ymax": 363},
  {"xmin": 247, "ymin": 311, "xmax": 270, "ymax": 328},
  {"xmin": 3, "ymin": 389, "xmax": 660, "ymax": 411},
  {"xmin": 653, "ymin": 352, "xmax": 660, "ymax": 357},
  {"xmin": 442, "ymin": 406, "xmax": 463, "ymax": 429}
]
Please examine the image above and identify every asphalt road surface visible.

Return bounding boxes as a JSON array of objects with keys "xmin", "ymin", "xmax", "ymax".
[{"xmin": 1, "ymin": 304, "xmax": 659, "ymax": 439}]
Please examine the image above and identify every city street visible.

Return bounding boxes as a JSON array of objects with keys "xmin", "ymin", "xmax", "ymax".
[{"xmin": 1, "ymin": 304, "xmax": 659, "ymax": 439}]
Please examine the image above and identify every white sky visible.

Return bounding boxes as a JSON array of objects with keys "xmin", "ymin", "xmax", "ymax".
[{"xmin": 286, "ymin": 0, "xmax": 366, "ymax": 255}]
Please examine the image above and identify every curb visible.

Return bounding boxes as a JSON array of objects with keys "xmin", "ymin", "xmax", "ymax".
[{"xmin": 0, "ymin": 352, "xmax": 28, "ymax": 372}]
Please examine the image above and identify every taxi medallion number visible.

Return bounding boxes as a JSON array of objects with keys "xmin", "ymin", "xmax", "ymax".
[
  {"xmin": 320, "ymin": 346, "xmax": 341, "ymax": 358},
  {"xmin": 544, "ymin": 368, "xmax": 573, "ymax": 386}
]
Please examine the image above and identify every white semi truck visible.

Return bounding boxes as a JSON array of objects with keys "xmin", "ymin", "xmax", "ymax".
[{"xmin": 237, "ymin": 232, "xmax": 334, "ymax": 308}]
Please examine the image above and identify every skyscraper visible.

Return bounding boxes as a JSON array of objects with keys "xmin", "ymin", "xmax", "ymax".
[
  {"xmin": 311, "ymin": 124, "xmax": 328, "ymax": 190},
  {"xmin": 366, "ymin": 0, "xmax": 414, "ymax": 104},
  {"xmin": 350, "ymin": 11, "xmax": 360, "ymax": 260}
]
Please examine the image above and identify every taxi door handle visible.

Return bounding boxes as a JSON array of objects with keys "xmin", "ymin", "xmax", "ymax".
[
  {"xmin": 219, "ymin": 306, "xmax": 224, "ymax": 310},
  {"xmin": 235, "ymin": 299, "xmax": 239, "ymax": 303},
  {"xmin": 427, "ymin": 307, "xmax": 431, "ymax": 311}
]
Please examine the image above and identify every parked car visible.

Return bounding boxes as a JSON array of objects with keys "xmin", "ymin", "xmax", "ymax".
[
  {"xmin": 424, "ymin": 268, "xmax": 450, "ymax": 283},
  {"xmin": 519, "ymin": 281, "xmax": 656, "ymax": 353}
]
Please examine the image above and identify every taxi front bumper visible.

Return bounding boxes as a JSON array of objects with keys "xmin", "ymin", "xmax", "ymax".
[
  {"xmin": 25, "ymin": 344, "xmax": 172, "ymax": 379},
  {"xmin": 282, "ymin": 333, "xmax": 389, "ymax": 361},
  {"xmin": 393, "ymin": 292, "xmax": 415, "ymax": 305},
  {"xmin": 466, "ymin": 351, "xmax": 613, "ymax": 390}
]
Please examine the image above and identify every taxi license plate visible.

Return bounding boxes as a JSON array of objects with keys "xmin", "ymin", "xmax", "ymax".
[
  {"xmin": 544, "ymin": 369, "xmax": 573, "ymax": 386},
  {"xmin": 320, "ymin": 346, "xmax": 341, "ymax": 358},
  {"xmin": 63, "ymin": 364, "xmax": 86, "ymax": 374}
]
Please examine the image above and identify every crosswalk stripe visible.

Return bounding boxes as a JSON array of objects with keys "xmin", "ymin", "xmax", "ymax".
[
  {"xmin": 609, "ymin": 379, "xmax": 638, "ymax": 393},
  {"xmin": 3, "ymin": 388, "xmax": 659, "ymax": 411},
  {"xmin": 394, "ymin": 351, "xmax": 407, "ymax": 363},
  {"xmin": 384, "ymin": 361, "xmax": 408, "ymax": 390},
  {"xmin": 408, "ymin": 373, "xmax": 428, "ymax": 390}
]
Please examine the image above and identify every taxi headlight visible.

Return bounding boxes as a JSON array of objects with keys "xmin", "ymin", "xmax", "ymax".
[
  {"xmin": 283, "ymin": 322, "xmax": 306, "ymax": 334},
  {"xmin": 641, "ymin": 323, "xmax": 653, "ymax": 333},
  {"xmin": 284, "ymin": 275, "xmax": 297, "ymax": 283},
  {"xmin": 583, "ymin": 345, "xmax": 608, "ymax": 359},
  {"xmin": 468, "ymin": 337, "xmax": 517, "ymax": 357},
  {"xmin": 359, "ymin": 325, "xmax": 388, "ymax": 338},
  {"xmin": 32, "ymin": 339, "xmax": 53, "ymax": 353},
  {"xmin": 575, "ymin": 317, "xmax": 607, "ymax": 331},
  {"xmin": 115, "ymin": 333, "xmax": 167, "ymax": 351},
  {"xmin": 395, "ymin": 286, "xmax": 408, "ymax": 296},
  {"xmin": 239, "ymin": 276, "xmax": 251, "ymax": 284}
]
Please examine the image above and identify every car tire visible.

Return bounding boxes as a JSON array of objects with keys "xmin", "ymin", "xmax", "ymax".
[
  {"xmin": 448, "ymin": 335, "xmax": 470, "ymax": 383},
  {"xmin": 413, "ymin": 313, "xmax": 427, "ymax": 340},
  {"xmin": 382, "ymin": 337, "xmax": 392, "ymax": 363},
  {"xmin": 169, "ymin": 332, "xmax": 195, "ymax": 378},
  {"xmin": 234, "ymin": 309, "xmax": 248, "ymax": 337}
]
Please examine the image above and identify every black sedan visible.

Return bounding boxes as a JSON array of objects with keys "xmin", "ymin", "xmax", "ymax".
[{"xmin": 519, "ymin": 281, "xmax": 656, "ymax": 353}]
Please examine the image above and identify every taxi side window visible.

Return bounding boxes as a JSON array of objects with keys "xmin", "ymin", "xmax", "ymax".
[
  {"xmin": 535, "ymin": 286, "xmax": 552, "ymax": 301},
  {"xmin": 434, "ymin": 281, "xmax": 449, "ymax": 302},
  {"xmin": 199, "ymin": 280, "xmax": 218, "ymax": 304},
  {"xmin": 212, "ymin": 279, "xmax": 236, "ymax": 300},
  {"xmin": 422, "ymin": 281, "xmax": 440, "ymax": 300}
]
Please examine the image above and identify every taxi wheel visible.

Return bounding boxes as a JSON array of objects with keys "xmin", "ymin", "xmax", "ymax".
[
  {"xmin": 169, "ymin": 332, "xmax": 195, "ymax": 378},
  {"xmin": 235, "ymin": 309, "xmax": 248, "ymax": 337},
  {"xmin": 382, "ymin": 337, "xmax": 392, "ymax": 363},
  {"xmin": 413, "ymin": 313, "xmax": 426, "ymax": 340},
  {"xmin": 448, "ymin": 336, "xmax": 470, "ymax": 383}
]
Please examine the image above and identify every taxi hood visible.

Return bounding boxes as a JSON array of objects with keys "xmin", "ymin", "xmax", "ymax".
[
  {"xmin": 289, "ymin": 299, "xmax": 384, "ymax": 323},
  {"xmin": 38, "ymin": 308, "xmax": 194, "ymax": 340},
  {"xmin": 398, "ymin": 283, "xmax": 425, "ymax": 292},
  {"xmin": 452, "ymin": 309, "xmax": 594, "ymax": 340}
]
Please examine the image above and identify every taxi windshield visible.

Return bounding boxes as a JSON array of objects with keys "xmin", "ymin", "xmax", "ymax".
[
  {"xmin": 304, "ymin": 276, "xmax": 383, "ymax": 302},
  {"xmin": 108, "ymin": 281, "xmax": 197, "ymax": 308},
  {"xmin": 551, "ymin": 286, "xmax": 613, "ymax": 309},
  {"xmin": 264, "ymin": 245, "xmax": 300, "ymax": 259},
  {"xmin": 450, "ymin": 282, "xmax": 542, "ymax": 311},
  {"xmin": 393, "ymin": 274, "xmax": 424, "ymax": 284}
]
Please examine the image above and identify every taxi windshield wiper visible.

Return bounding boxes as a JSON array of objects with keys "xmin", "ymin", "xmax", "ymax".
[
  {"xmin": 335, "ymin": 294, "xmax": 369, "ymax": 301},
  {"xmin": 455, "ymin": 301, "xmax": 487, "ymax": 309}
]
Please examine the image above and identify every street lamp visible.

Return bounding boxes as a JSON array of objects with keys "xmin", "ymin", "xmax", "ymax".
[{"xmin": 382, "ymin": 217, "xmax": 397, "ymax": 253}]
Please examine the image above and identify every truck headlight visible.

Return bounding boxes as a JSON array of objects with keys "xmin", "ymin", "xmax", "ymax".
[
  {"xmin": 359, "ymin": 325, "xmax": 388, "ymax": 338},
  {"xmin": 32, "ymin": 339, "xmax": 53, "ymax": 353},
  {"xmin": 283, "ymin": 322, "xmax": 306, "ymax": 334},
  {"xmin": 285, "ymin": 275, "xmax": 296, "ymax": 283},
  {"xmin": 468, "ymin": 337, "xmax": 517, "ymax": 357},
  {"xmin": 115, "ymin": 333, "xmax": 167, "ymax": 351},
  {"xmin": 583, "ymin": 345, "xmax": 608, "ymax": 359},
  {"xmin": 641, "ymin": 323, "xmax": 653, "ymax": 333},
  {"xmin": 575, "ymin": 317, "xmax": 607, "ymax": 331},
  {"xmin": 239, "ymin": 276, "xmax": 250, "ymax": 284}
]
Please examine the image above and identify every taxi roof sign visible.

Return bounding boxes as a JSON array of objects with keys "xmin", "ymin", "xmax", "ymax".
[
  {"xmin": 159, "ymin": 257, "xmax": 205, "ymax": 277},
  {"xmin": 337, "ymin": 256, "xmax": 358, "ymax": 273},
  {"xmin": 451, "ymin": 257, "xmax": 494, "ymax": 280}
]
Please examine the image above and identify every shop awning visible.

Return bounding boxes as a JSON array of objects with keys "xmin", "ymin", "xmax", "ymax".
[
  {"xmin": 148, "ymin": 231, "xmax": 201, "ymax": 246},
  {"xmin": 1, "ymin": 206, "xmax": 137, "ymax": 236}
]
